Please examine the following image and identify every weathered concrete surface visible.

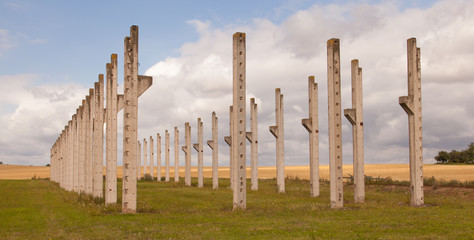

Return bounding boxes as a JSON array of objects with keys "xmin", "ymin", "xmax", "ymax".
[
  {"xmin": 157, "ymin": 133, "xmax": 161, "ymax": 181},
  {"xmin": 67, "ymin": 120, "xmax": 73, "ymax": 191},
  {"xmin": 207, "ymin": 112, "xmax": 218, "ymax": 189},
  {"xmin": 399, "ymin": 38, "xmax": 424, "ymax": 207},
  {"xmin": 302, "ymin": 76, "xmax": 319, "ymax": 197},
  {"xmin": 122, "ymin": 25, "xmax": 152, "ymax": 213},
  {"xmin": 182, "ymin": 122, "xmax": 191, "ymax": 186},
  {"xmin": 224, "ymin": 106, "xmax": 233, "ymax": 190},
  {"xmin": 85, "ymin": 92, "xmax": 93, "ymax": 195},
  {"xmin": 137, "ymin": 140, "xmax": 141, "ymax": 180},
  {"xmin": 232, "ymin": 32, "xmax": 247, "ymax": 209},
  {"xmin": 269, "ymin": 88, "xmax": 285, "ymax": 193},
  {"xmin": 105, "ymin": 54, "xmax": 118, "ymax": 204},
  {"xmin": 93, "ymin": 77, "xmax": 104, "ymax": 199},
  {"xmin": 165, "ymin": 130, "xmax": 170, "ymax": 182},
  {"xmin": 246, "ymin": 98, "xmax": 258, "ymax": 191},
  {"xmin": 193, "ymin": 118, "xmax": 204, "ymax": 188},
  {"xmin": 143, "ymin": 138, "xmax": 148, "ymax": 176},
  {"xmin": 72, "ymin": 112, "xmax": 78, "ymax": 192},
  {"xmin": 174, "ymin": 127, "xmax": 179, "ymax": 182},
  {"xmin": 78, "ymin": 103, "xmax": 85, "ymax": 192},
  {"xmin": 344, "ymin": 60, "xmax": 365, "ymax": 203},
  {"xmin": 327, "ymin": 38, "xmax": 343, "ymax": 208},
  {"xmin": 150, "ymin": 136, "xmax": 154, "ymax": 178}
]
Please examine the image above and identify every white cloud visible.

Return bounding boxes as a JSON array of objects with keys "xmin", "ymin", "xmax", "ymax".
[
  {"xmin": 141, "ymin": 0, "xmax": 474, "ymax": 167},
  {"xmin": 0, "ymin": 74, "xmax": 87, "ymax": 165}
]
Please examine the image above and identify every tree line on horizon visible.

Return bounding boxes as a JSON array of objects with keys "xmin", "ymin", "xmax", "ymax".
[{"xmin": 435, "ymin": 142, "xmax": 474, "ymax": 164}]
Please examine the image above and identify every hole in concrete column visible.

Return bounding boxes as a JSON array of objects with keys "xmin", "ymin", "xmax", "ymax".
[
  {"xmin": 239, "ymin": 51, "xmax": 242, "ymax": 55},
  {"xmin": 239, "ymin": 62, "xmax": 242, "ymax": 67},
  {"xmin": 336, "ymin": 124, "xmax": 339, "ymax": 127},
  {"xmin": 240, "ymin": 154, "xmax": 243, "ymax": 158},
  {"xmin": 337, "ymin": 145, "xmax": 340, "ymax": 148}
]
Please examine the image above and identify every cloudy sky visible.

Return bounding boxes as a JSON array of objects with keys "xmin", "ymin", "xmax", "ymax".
[{"xmin": 0, "ymin": 0, "xmax": 473, "ymax": 167}]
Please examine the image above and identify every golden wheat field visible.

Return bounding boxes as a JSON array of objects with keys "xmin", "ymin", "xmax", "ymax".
[{"xmin": 1, "ymin": 164, "xmax": 473, "ymax": 181}]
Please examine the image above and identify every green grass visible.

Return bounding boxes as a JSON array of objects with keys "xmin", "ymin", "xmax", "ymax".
[{"xmin": 0, "ymin": 178, "xmax": 473, "ymax": 239}]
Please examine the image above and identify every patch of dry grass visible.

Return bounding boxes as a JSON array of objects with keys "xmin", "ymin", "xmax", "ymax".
[{"xmin": 2, "ymin": 164, "xmax": 473, "ymax": 181}]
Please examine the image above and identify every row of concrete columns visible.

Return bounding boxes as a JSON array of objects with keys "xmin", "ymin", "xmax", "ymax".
[
  {"xmin": 51, "ymin": 28, "xmax": 424, "ymax": 212},
  {"xmin": 50, "ymin": 26, "xmax": 152, "ymax": 214}
]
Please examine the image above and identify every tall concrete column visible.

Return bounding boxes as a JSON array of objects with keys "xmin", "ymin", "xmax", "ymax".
[
  {"xmin": 344, "ymin": 60, "xmax": 365, "ymax": 203},
  {"xmin": 67, "ymin": 120, "xmax": 73, "ymax": 191},
  {"xmin": 232, "ymin": 32, "xmax": 247, "ymax": 209},
  {"xmin": 302, "ymin": 76, "xmax": 319, "ymax": 197},
  {"xmin": 143, "ymin": 138, "xmax": 148, "ymax": 176},
  {"xmin": 137, "ymin": 140, "xmax": 141, "ymax": 180},
  {"xmin": 193, "ymin": 118, "xmax": 204, "ymax": 188},
  {"xmin": 327, "ymin": 38, "xmax": 343, "ymax": 209},
  {"xmin": 246, "ymin": 98, "xmax": 258, "ymax": 191},
  {"xmin": 105, "ymin": 54, "xmax": 118, "ymax": 204},
  {"xmin": 165, "ymin": 130, "xmax": 170, "ymax": 182},
  {"xmin": 157, "ymin": 133, "xmax": 161, "ymax": 181},
  {"xmin": 269, "ymin": 88, "xmax": 285, "ymax": 193},
  {"xmin": 399, "ymin": 38, "xmax": 424, "ymax": 206},
  {"xmin": 60, "ymin": 129, "xmax": 65, "ymax": 189},
  {"xmin": 85, "ymin": 92, "xmax": 93, "ymax": 195},
  {"xmin": 122, "ymin": 25, "xmax": 153, "ymax": 213},
  {"xmin": 73, "ymin": 112, "xmax": 79, "ymax": 192},
  {"xmin": 150, "ymin": 136, "xmax": 154, "ymax": 178},
  {"xmin": 182, "ymin": 122, "xmax": 191, "ymax": 186},
  {"xmin": 174, "ymin": 127, "xmax": 179, "ymax": 182},
  {"xmin": 78, "ymin": 103, "xmax": 86, "ymax": 192},
  {"xmin": 224, "ymin": 106, "xmax": 233, "ymax": 190},
  {"xmin": 207, "ymin": 112, "xmax": 218, "ymax": 189},
  {"xmin": 93, "ymin": 76, "xmax": 104, "ymax": 199}
]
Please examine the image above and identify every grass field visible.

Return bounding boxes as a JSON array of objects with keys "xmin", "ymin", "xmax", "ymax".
[
  {"xmin": 0, "ymin": 177, "xmax": 473, "ymax": 239},
  {"xmin": 1, "ymin": 164, "xmax": 474, "ymax": 181}
]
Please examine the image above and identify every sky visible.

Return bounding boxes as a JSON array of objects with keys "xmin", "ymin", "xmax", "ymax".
[{"xmin": 0, "ymin": 0, "xmax": 473, "ymax": 167}]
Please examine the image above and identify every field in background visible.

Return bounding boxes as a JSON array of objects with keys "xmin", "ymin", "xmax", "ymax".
[{"xmin": 1, "ymin": 164, "xmax": 473, "ymax": 181}]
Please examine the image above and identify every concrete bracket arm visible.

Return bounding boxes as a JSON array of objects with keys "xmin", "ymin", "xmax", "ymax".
[
  {"xmin": 224, "ymin": 136, "xmax": 231, "ymax": 146},
  {"xmin": 181, "ymin": 146, "xmax": 187, "ymax": 154},
  {"xmin": 399, "ymin": 96, "xmax": 414, "ymax": 115},
  {"xmin": 246, "ymin": 132, "xmax": 253, "ymax": 142},
  {"xmin": 138, "ymin": 75, "xmax": 153, "ymax": 97},
  {"xmin": 344, "ymin": 109, "xmax": 356, "ymax": 125},
  {"xmin": 269, "ymin": 126, "xmax": 278, "ymax": 138},
  {"xmin": 301, "ymin": 118, "xmax": 312, "ymax": 133},
  {"xmin": 207, "ymin": 140, "xmax": 214, "ymax": 149},
  {"xmin": 193, "ymin": 143, "xmax": 200, "ymax": 152}
]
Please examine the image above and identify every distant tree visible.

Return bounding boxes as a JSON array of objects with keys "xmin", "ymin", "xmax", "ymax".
[
  {"xmin": 46, "ymin": 164, "xmax": 50, "ymax": 167},
  {"xmin": 0, "ymin": 161, "xmax": 3, "ymax": 165},
  {"xmin": 435, "ymin": 142, "xmax": 474, "ymax": 164}
]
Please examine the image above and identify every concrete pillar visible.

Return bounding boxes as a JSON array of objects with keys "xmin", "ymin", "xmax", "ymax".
[
  {"xmin": 193, "ymin": 118, "xmax": 204, "ymax": 188},
  {"xmin": 73, "ymin": 112, "xmax": 79, "ymax": 192},
  {"xmin": 93, "ymin": 76, "xmax": 104, "ymax": 199},
  {"xmin": 157, "ymin": 133, "xmax": 161, "ymax": 181},
  {"xmin": 224, "ymin": 106, "xmax": 233, "ymax": 190},
  {"xmin": 232, "ymin": 32, "xmax": 247, "ymax": 209},
  {"xmin": 150, "ymin": 136, "xmax": 154, "ymax": 179},
  {"xmin": 327, "ymin": 38, "xmax": 343, "ymax": 208},
  {"xmin": 60, "ymin": 129, "xmax": 65, "ymax": 189},
  {"xmin": 165, "ymin": 130, "xmax": 170, "ymax": 182},
  {"xmin": 85, "ymin": 92, "xmax": 93, "ymax": 195},
  {"xmin": 67, "ymin": 120, "xmax": 73, "ymax": 191},
  {"xmin": 105, "ymin": 54, "xmax": 118, "ymax": 204},
  {"xmin": 207, "ymin": 112, "xmax": 218, "ymax": 189},
  {"xmin": 344, "ymin": 60, "xmax": 365, "ymax": 203},
  {"xmin": 137, "ymin": 140, "xmax": 141, "ymax": 180},
  {"xmin": 399, "ymin": 38, "xmax": 424, "ymax": 206},
  {"xmin": 122, "ymin": 25, "xmax": 153, "ymax": 213},
  {"xmin": 269, "ymin": 88, "xmax": 285, "ymax": 193},
  {"xmin": 246, "ymin": 98, "xmax": 258, "ymax": 191},
  {"xmin": 302, "ymin": 76, "xmax": 319, "ymax": 197},
  {"xmin": 143, "ymin": 138, "xmax": 148, "ymax": 176},
  {"xmin": 78, "ymin": 103, "xmax": 86, "ymax": 193},
  {"xmin": 182, "ymin": 122, "xmax": 191, "ymax": 186},
  {"xmin": 174, "ymin": 127, "xmax": 179, "ymax": 182}
]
